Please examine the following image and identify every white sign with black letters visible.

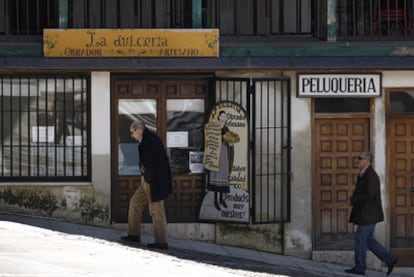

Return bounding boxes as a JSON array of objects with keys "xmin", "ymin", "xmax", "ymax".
[{"xmin": 297, "ymin": 73, "xmax": 381, "ymax": 97}]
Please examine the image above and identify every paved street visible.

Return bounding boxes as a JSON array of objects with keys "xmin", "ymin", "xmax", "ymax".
[
  {"xmin": 0, "ymin": 214, "xmax": 412, "ymax": 277},
  {"xmin": 0, "ymin": 221, "xmax": 318, "ymax": 277}
]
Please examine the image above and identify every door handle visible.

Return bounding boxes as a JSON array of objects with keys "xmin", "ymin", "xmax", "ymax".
[{"xmin": 411, "ymin": 189, "xmax": 414, "ymax": 193}]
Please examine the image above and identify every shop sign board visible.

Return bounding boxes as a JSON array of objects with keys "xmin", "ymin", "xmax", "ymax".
[
  {"xmin": 297, "ymin": 73, "xmax": 381, "ymax": 97},
  {"xmin": 44, "ymin": 29, "xmax": 219, "ymax": 57},
  {"xmin": 199, "ymin": 101, "xmax": 249, "ymax": 223}
]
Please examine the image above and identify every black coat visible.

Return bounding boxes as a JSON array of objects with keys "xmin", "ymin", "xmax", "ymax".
[
  {"xmin": 349, "ymin": 165, "xmax": 384, "ymax": 225},
  {"xmin": 138, "ymin": 128, "xmax": 173, "ymax": 202}
]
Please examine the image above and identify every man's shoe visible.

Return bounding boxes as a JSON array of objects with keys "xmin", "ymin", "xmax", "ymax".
[
  {"xmin": 387, "ymin": 258, "xmax": 398, "ymax": 276},
  {"xmin": 147, "ymin": 243, "xmax": 168, "ymax": 250},
  {"xmin": 121, "ymin": 235, "xmax": 141, "ymax": 243},
  {"xmin": 345, "ymin": 268, "xmax": 365, "ymax": 275}
]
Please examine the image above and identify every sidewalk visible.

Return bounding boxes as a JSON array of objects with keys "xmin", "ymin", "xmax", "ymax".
[{"xmin": 0, "ymin": 213, "xmax": 412, "ymax": 277}]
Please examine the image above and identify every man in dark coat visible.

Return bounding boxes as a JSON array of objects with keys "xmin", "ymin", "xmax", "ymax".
[
  {"xmin": 345, "ymin": 152, "xmax": 397, "ymax": 276},
  {"xmin": 121, "ymin": 120, "xmax": 172, "ymax": 250}
]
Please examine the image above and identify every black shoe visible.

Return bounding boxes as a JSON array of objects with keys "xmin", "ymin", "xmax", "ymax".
[
  {"xmin": 121, "ymin": 235, "xmax": 141, "ymax": 243},
  {"xmin": 345, "ymin": 268, "xmax": 365, "ymax": 275},
  {"xmin": 387, "ymin": 258, "xmax": 398, "ymax": 276},
  {"xmin": 147, "ymin": 243, "xmax": 168, "ymax": 250}
]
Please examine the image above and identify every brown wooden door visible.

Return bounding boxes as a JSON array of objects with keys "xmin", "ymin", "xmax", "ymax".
[
  {"xmin": 111, "ymin": 77, "xmax": 211, "ymax": 223},
  {"xmin": 313, "ymin": 117, "xmax": 370, "ymax": 249},
  {"xmin": 388, "ymin": 117, "xmax": 414, "ymax": 266}
]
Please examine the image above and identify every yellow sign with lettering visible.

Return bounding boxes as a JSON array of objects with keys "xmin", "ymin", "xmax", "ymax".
[{"xmin": 44, "ymin": 29, "xmax": 219, "ymax": 57}]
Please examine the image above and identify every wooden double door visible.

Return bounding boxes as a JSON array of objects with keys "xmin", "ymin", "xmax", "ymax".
[
  {"xmin": 313, "ymin": 110, "xmax": 414, "ymax": 266},
  {"xmin": 110, "ymin": 76, "xmax": 212, "ymax": 223}
]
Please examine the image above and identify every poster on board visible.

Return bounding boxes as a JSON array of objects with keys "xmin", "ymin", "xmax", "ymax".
[{"xmin": 199, "ymin": 101, "xmax": 249, "ymax": 223}]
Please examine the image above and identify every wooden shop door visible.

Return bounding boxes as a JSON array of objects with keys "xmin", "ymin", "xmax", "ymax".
[
  {"xmin": 110, "ymin": 77, "xmax": 212, "ymax": 223},
  {"xmin": 313, "ymin": 117, "xmax": 370, "ymax": 249},
  {"xmin": 387, "ymin": 90, "xmax": 414, "ymax": 266}
]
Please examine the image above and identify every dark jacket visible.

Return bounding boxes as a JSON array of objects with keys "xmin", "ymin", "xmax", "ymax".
[
  {"xmin": 349, "ymin": 165, "xmax": 384, "ymax": 225},
  {"xmin": 138, "ymin": 128, "xmax": 173, "ymax": 202}
]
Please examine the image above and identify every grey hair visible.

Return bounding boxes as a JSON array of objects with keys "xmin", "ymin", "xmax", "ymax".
[
  {"xmin": 361, "ymin": 151, "xmax": 373, "ymax": 163},
  {"xmin": 130, "ymin": 120, "xmax": 146, "ymax": 130}
]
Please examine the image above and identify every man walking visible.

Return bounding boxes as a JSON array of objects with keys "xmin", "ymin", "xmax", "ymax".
[
  {"xmin": 345, "ymin": 151, "xmax": 398, "ymax": 275},
  {"xmin": 121, "ymin": 120, "xmax": 173, "ymax": 250}
]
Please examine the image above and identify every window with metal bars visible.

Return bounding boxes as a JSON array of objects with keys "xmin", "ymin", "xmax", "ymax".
[
  {"xmin": 0, "ymin": 74, "xmax": 90, "ymax": 181},
  {"xmin": 337, "ymin": 0, "xmax": 414, "ymax": 39},
  {"xmin": 68, "ymin": 0, "xmax": 193, "ymax": 29},
  {"xmin": 0, "ymin": 0, "xmax": 58, "ymax": 35},
  {"xmin": 1, "ymin": 0, "xmax": 314, "ymax": 37},
  {"xmin": 2, "ymin": 0, "xmax": 414, "ymax": 41},
  {"xmin": 204, "ymin": 0, "xmax": 313, "ymax": 36}
]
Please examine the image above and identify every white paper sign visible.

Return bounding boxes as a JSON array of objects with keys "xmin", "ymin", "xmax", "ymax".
[
  {"xmin": 167, "ymin": 131, "xmax": 188, "ymax": 148},
  {"xmin": 189, "ymin": 151, "xmax": 204, "ymax": 173},
  {"xmin": 32, "ymin": 126, "xmax": 55, "ymax": 143},
  {"xmin": 66, "ymin": 136, "xmax": 83, "ymax": 146}
]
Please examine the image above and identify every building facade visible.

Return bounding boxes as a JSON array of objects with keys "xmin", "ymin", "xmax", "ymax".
[{"xmin": 1, "ymin": 0, "xmax": 413, "ymax": 273}]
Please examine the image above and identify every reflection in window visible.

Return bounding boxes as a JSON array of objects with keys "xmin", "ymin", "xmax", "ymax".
[
  {"xmin": 118, "ymin": 99, "xmax": 157, "ymax": 176},
  {"xmin": 390, "ymin": 91, "xmax": 414, "ymax": 113},
  {"xmin": 0, "ymin": 75, "xmax": 89, "ymax": 180},
  {"xmin": 166, "ymin": 99, "xmax": 205, "ymax": 174}
]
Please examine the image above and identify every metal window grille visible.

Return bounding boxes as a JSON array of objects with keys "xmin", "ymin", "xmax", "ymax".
[
  {"xmin": 215, "ymin": 78, "xmax": 291, "ymax": 224},
  {"xmin": 68, "ymin": 0, "xmax": 192, "ymax": 28},
  {"xmin": 205, "ymin": 0, "xmax": 313, "ymax": 36},
  {"xmin": 0, "ymin": 74, "xmax": 90, "ymax": 181},
  {"xmin": 3, "ymin": 0, "xmax": 414, "ymax": 40},
  {"xmin": 337, "ymin": 0, "xmax": 414, "ymax": 39},
  {"xmin": 1, "ymin": 0, "xmax": 58, "ymax": 35}
]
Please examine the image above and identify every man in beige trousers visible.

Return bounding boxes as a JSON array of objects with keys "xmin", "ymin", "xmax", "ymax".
[{"xmin": 121, "ymin": 120, "xmax": 173, "ymax": 250}]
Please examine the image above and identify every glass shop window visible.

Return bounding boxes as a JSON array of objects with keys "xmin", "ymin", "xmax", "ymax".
[
  {"xmin": 0, "ymin": 75, "xmax": 90, "ymax": 181},
  {"xmin": 118, "ymin": 99, "xmax": 157, "ymax": 176},
  {"xmin": 166, "ymin": 99, "xmax": 205, "ymax": 174},
  {"xmin": 390, "ymin": 91, "xmax": 414, "ymax": 113}
]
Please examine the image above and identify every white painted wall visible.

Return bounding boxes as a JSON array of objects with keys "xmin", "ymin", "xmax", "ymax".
[
  {"xmin": 91, "ymin": 72, "xmax": 111, "ymax": 196},
  {"xmin": 373, "ymin": 92, "xmax": 388, "ymax": 248},
  {"xmin": 284, "ymin": 71, "xmax": 313, "ymax": 257},
  {"xmin": 382, "ymin": 71, "xmax": 414, "ymax": 87},
  {"xmin": 91, "ymin": 72, "xmax": 111, "ymax": 156}
]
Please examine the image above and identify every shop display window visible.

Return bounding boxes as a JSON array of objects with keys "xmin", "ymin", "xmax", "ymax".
[{"xmin": 0, "ymin": 75, "xmax": 89, "ymax": 181}]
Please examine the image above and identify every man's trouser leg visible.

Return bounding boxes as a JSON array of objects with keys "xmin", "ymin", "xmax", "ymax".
[
  {"xmin": 127, "ymin": 183, "xmax": 148, "ymax": 237},
  {"xmin": 354, "ymin": 224, "xmax": 374, "ymax": 273},
  {"xmin": 367, "ymin": 224, "xmax": 397, "ymax": 265},
  {"xmin": 142, "ymin": 180, "xmax": 168, "ymax": 244}
]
